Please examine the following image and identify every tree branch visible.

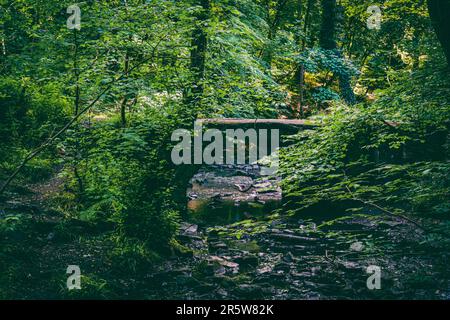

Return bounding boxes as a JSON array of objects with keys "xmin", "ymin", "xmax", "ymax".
[{"xmin": 0, "ymin": 33, "xmax": 167, "ymax": 195}]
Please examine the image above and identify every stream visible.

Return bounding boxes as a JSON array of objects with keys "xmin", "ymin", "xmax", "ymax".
[
  {"xmin": 2, "ymin": 163, "xmax": 448, "ymax": 299},
  {"xmin": 142, "ymin": 164, "xmax": 450, "ymax": 300}
]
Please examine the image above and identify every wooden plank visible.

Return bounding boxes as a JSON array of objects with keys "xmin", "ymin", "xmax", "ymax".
[{"xmin": 197, "ymin": 118, "xmax": 318, "ymax": 127}]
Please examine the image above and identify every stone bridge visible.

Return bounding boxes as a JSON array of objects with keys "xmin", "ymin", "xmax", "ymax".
[{"xmin": 185, "ymin": 119, "xmax": 317, "ymax": 223}]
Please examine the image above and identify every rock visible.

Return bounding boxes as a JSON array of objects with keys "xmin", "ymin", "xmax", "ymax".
[
  {"xmin": 254, "ymin": 181, "xmax": 271, "ymax": 189},
  {"xmin": 274, "ymin": 261, "xmax": 291, "ymax": 273},
  {"xmin": 350, "ymin": 241, "xmax": 364, "ymax": 251},
  {"xmin": 341, "ymin": 261, "xmax": 360, "ymax": 270},
  {"xmin": 257, "ymin": 266, "xmax": 272, "ymax": 274},
  {"xmin": 209, "ymin": 241, "xmax": 227, "ymax": 250},
  {"xmin": 222, "ymin": 260, "xmax": 239, "ymax": 268},
  {"xmin": 234, "ymin": 183, "xmax": 252, "ymax": 192},
  {"xmin": 179, "ymin": 234, "xmax": 203, "ymax": 241},
  {"xmin": 291, "ymin": 271, "xmax": 313, "ymax": 278},
  {"xmin": 214, "ymin": 266, "xmax": 227, "ymax": 276},
  {"xmin": 208, "ymin": 256, "xmax": 239, "ymax": 269},
  {"xmin": 311, "ymin": 266, "xmax": 321, "ymax": 275},
  {"xmin": 282, "ymin": 252, "xmax": 295, "ymax": 263},
  {"xmin": 216, "ymin": 288, "xmax": 228, "ymax": 298},
  {"xmin": 181, "ymin": 223, "xmax": 198, "ymax": 235},
  {"xmin": 187, "ymin": 193, "xmax": 198, "ymax": 200},
  {"xmin": 270, "ymin": 232, "xmax": 319, "ymax": 243}
]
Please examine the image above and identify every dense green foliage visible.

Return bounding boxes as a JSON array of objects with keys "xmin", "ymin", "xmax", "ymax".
[
  {"xmin": 0, "ymin": 0, "xmax": 449, "ymax": 299},
  {"xmin": 281, "ymin": 62, "xmax": 450, "ymax": 231}
]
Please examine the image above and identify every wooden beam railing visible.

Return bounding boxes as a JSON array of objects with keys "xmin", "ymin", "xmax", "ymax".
[{"xmin": 197, "ymin": 118, "xmax": 318, "ymax": 129}]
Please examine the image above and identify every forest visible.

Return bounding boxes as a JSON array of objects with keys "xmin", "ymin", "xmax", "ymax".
[{"xmin": 0, "ymin": 0, "xmax": 449, "ymax": 300}]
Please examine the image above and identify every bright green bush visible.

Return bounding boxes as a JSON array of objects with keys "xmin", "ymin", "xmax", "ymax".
[{"xmin": 280, "ymin": 60, "xmax": 450, "ymax": 235}]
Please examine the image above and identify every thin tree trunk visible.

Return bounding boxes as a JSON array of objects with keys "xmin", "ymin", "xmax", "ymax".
[
  {"xmin": 185, "ymin": 0, "xmax": 210, "ymax": 113},
  {"xmin": 121, "ymin": 2, "xmax": 131, "ymax": 127},
  {"xmin": 319, "ymin": 0, "xmax": 337, "ymax": 50},
  {"xmin": 262, "ymin": 0, "xmax": 289, "ymax": 70},
  {"xmin": 302, "ymin": 0, "xmax": 314, "ymax": 49},
  {"xmin": 295, "ymin": 64, "xmax": 305, "ymax": 118},
  {"xmin": 72, "ymin": 29, "xmax": 84, "ymax": 197},
  {"xmin": 74, "ymin": 166, "xmax": 84, "ymax": 195},
  {"xmin": 319, "ymin": 0, "xmax": 356, "ymax": 104},
  {"xmin": 73, "ymin": 29, "xmax": 80, "ymax": 116},
  {"xmin": 293, "ymin": 0, "xmax": 305, "ymax": 118},
  {"xmin": 121, "ymin": 50, "xmax": 130, "ymax": 128}
]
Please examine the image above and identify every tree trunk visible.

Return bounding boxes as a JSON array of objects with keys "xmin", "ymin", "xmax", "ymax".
[
  {"xmin": 294, "ymin": 64, "xmax": 305, "ymax": 118},
  {"xmin": 294, "ymin": 0, "xmax": 305, "ymax": 118},
  {"xmin": 261, "ymin": 0, "xmax": 289, "ymax": 71},
  {"xmin": 427, "ymin": 0, "xmax": 450, "ymax": 66},
  {"xmin": 302, "ymin": 0, "xmax": 314, "ymax": 49},
  {"xmin": 72, "ymin": 29, "xmax": 83, "ymax": 197},
  {"xmin": 120, "ymin": 50, "xmax": 129, "ymax": 127},
  {"xmin": 319, "ymin": 0, "xmax": 337, "ymax": 50},
  {"xmin": 185, "ymin": 0, "xmax": 210, "ymax": 112},
  {"xmin": 73, "ymin": 29, "xmax": 80, "ymax": 116},
  {"xmin": 319, "ymin": 0, "xmax": 356, "ymax": 104}
]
